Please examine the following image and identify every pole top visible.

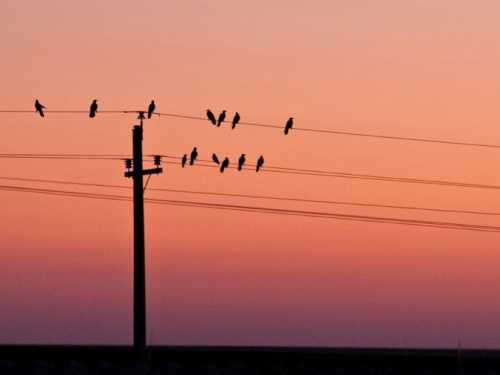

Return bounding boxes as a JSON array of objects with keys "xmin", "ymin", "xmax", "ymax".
[{"xmin": 137, "ymin": 111, "xmax": 145, "ymax": 127}]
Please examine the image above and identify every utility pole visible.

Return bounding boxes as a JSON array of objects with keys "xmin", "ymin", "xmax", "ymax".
[{"xmin": 124, "ymin": 112, "xmax": 162, "ymax": 349}]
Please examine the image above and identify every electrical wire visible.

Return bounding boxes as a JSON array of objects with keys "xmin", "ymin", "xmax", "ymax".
[
  {"xmin": 1, "ymin": 184, "xmax": 499, "ymax": 233},
  {"xmin": 1, "ymin": 109, "xmax": 499, "ymax": 149},
  {"xmin": 2, "ymin": 175, "xmax": 500, "ymax": 217},
  {"xmin": 161, "ymin": 159, "xmax": 500, "ymax": 191},
  {"xmin": 1, "ymin": 152, "xmax": 500, "ymax": 191},
  {"xmin": 0, "ymin": 153, "xmax": 127, "ymax": 160}
]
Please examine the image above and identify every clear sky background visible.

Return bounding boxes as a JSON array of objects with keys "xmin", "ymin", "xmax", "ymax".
[{"xmin": 1, "ymin": 0, "xmax": 500, "ymax": 348}]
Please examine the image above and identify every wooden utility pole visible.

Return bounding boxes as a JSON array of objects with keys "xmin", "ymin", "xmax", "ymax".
[{"xmin": 124, "ymin": 113, "xmax": 162, "ymax": 349}]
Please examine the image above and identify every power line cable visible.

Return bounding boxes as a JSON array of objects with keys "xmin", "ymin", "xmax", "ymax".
[
  {"xmin": 1, "ymin": 109, "xmax": 500, "ymax": 149},
  {"xmin": 1, "ymin": 152, "xmax": 500, "ymax": 191},
  {"xmin": 2, "ymin": 175, "xmax": 499, "ymax": 217},
  {"xmin": 162, "ymin": 159, "xmax": 500, "ymax": 191},
  {"xmin": 0, "ymin": 153, "xmax": 127, "ymax": 160},
  {"xmin": 1, "ymin": 184, "xmax": 499, "ymax": 233}
]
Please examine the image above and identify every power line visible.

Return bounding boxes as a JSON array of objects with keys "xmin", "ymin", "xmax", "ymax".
[
  {"xmin": 2, "ymin": 175, "xmax": 500, "ymax": 217},
  {"xmin": 2, "ymin": 153, "xmax": 500, "ymax": 191},
  {"xmin": 0, "ymin": 153, "xmax": 127, "ymax": 160},
  {"xmin": 1, "ymin": 184, "xmax": 499, "ymax": 234},
  {"xmin": 1, "ymin": 109, "xmax": 500, "ymax": 149},
  {"xmin": 153, "ymin": 112, "xmax": 500, "ymax": 149},
  {"xmin": 162, "ymin": 158, "xmax": 500, "ymax": 191},
  {"xmin": 0, "ymin": 110, "xmax": 137, "ymax": 114}
]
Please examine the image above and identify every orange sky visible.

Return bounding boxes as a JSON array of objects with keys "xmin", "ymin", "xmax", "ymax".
[{"xmin": 1, "ymin": 1, "xmax": 500, "ymax": 348}]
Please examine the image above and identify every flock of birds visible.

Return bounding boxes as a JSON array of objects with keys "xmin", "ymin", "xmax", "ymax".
[
  {"xmin": 182, "ymin": 147, "xmax": 264, "ymax": 173},
  {"xmin": 33, "ymin": 99, "xmax": 295, "ymax": 174},
  {"xmin": 33, "ymin": 99, "xmax": 294, "ymax": 135}
]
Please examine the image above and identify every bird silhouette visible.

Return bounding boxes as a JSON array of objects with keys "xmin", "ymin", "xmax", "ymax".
[
  {"xmin": 212, "ymin": 153, "xmax": 220, "ymax": 165},
  {"xmin": 256, "ymin": 156, "xmax": 264, "ymax": 172},
  {"xmin": 220, "ymin": 157, "xmax": 229, "ymax": 173},
  {"xmin": 232, "ymin": 112, "xmax": 240, "ymax": 129},
  {"xmin": 148, "ymin": 100, "xmax": 155, "ymax": 119},
  {"xmin": 217, "ymin": 110, "xmax": 226, "ymax": 127},
  {"xmin": 89, "ymin": 100, "xmax": 98, "ymax": 118},
  {"xmin": 190, "ymin": 147, "xmax": 198, "ymax": 165},
  {"xmin": 181, "ymin": 154, "xmax": 187, "ymax": 168},
  {"xmin": 206, "ymin": 110, "xmax": 216, "ymax": 125},
  {"xmin": 35, "ymin": 100, "xmax": 45, "ymax": 117},
  {"xmin": 284, "ymin": 117, "xmax": 293, "ymax": 135},
  {"xmin": 238, "ymin": 154, "xmax": 246, "ymax": 171}
]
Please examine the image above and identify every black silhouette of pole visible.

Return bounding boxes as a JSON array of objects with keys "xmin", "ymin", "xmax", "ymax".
[
  {"xmin": 124, "ymin": 113, "xmax": 162, "ymax": 350},
  {"xmin": 132, "ymin": 123, "xmax": 145, "ymax": 349}
]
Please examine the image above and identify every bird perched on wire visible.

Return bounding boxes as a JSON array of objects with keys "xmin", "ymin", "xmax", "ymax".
[
  {"xmin": 232, "ymin": 112, "xmax": 240, "ymax": 129},
  {"xmin": 35, "ymin": 100, "xmax": 45, "ymax": 117},
  {"xmin": 181, "ymin": 154, "xmax": 187, "ymax": 168},
  {"xmin": 284, "ymin": 117, "xmax": 293, "ymax": 135},
  {"xmin": 212, "ymin": 153, "xmax": 220, "ymax": 165},
  {"xmin": 89, "ymin": 100, "xmax": 98, "ymax": 118},
  {"xmin": 220, "ymin": 157, "xmax": 229, "ymax": 173},
  {"xmin": 217, "ymin": 110, "xmax": 226, "ymax": 127},
  {"xmin": 148, "ymin": 100, "xmax": 155, "ymax": 119},
  {"xmin": 190, "ymin": 147, "xmax": 198, "ymax": 165},
  {"xmin": 206, "ymin": 110, "xmax": 216, "ymax": 125},
  {"xmin": 256, "ymin": 156, "xmax": 264, "ymax": 172},
  {"xmin": 238, "ymin": 154, "xmax": 246, "ymax": 171}
]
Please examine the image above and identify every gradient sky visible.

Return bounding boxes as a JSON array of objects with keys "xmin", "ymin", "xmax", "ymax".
[{"xmin": 1, "ymin": 1, "xmax": 500, "ymax": 348}]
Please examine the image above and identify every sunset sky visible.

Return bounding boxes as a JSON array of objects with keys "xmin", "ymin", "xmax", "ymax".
[{"xmin": 1, "ymin": 1, "xmax": 500, "ymax": 348}]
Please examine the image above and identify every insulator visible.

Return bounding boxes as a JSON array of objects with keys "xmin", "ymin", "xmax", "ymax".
[
  {"xmin": 124, "ymin": 158, "xmax": 132, "ymax": 169},
  {"xmin": 154, "ymin": 155, "xmax": 161, "ymax": 166}
]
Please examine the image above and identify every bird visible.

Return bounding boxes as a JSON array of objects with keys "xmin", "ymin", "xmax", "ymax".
[
  {"xmin": 147, "ymin": 100, "xmax": 155, "ymax": 119},
  {"xmin": 190, "ymin": 147, "xmax": 198, "ymax": 165},
  {"xmin": 256, "ymin": 156, "xmax": 264, "ymax": 172},
  {"xmin": 89, "ymin": 100, "xmax": 98, "ymax": 118},
  {"xmin": 220, "ymin": 157, "xmax": 229, "ymax": 173},
  {"xmin": 212, "ymin": 153, "xmax": 220, "ymax": 165},
  {"xmin": 232, "ymin": 112, "xmax": 240, "ymax": 129},
  {"xmin": 284, "ymin": 117, "xmax": 293, "ymax": 135},
  {"xmin": 238, "ymin": 154, "xmax": 246, "ymax": 171},
  {"xmin": 206, "ymin": 110, "xmax": 216, "ymax": 125},
  {"xmin": 181, "ymin": 154, "xmax": 187, "ymax": 168},
  {"xmin": 35, "ymin": 100, "xmax": 45, "ymax": 117},
  {"xmin": 217, "ymin": 110, "xmax": 226, "ymax": 127}
]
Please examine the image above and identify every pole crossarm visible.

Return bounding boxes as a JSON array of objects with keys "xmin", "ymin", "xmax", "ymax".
[{"xmin": 124, "ymin": 167, "xmax": 162, "ymax": 178}]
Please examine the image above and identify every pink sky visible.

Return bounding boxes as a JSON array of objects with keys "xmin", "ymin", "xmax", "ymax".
[{"xmin": 1, "ymin": 1, "xmax": 500, "ymax": 348}]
